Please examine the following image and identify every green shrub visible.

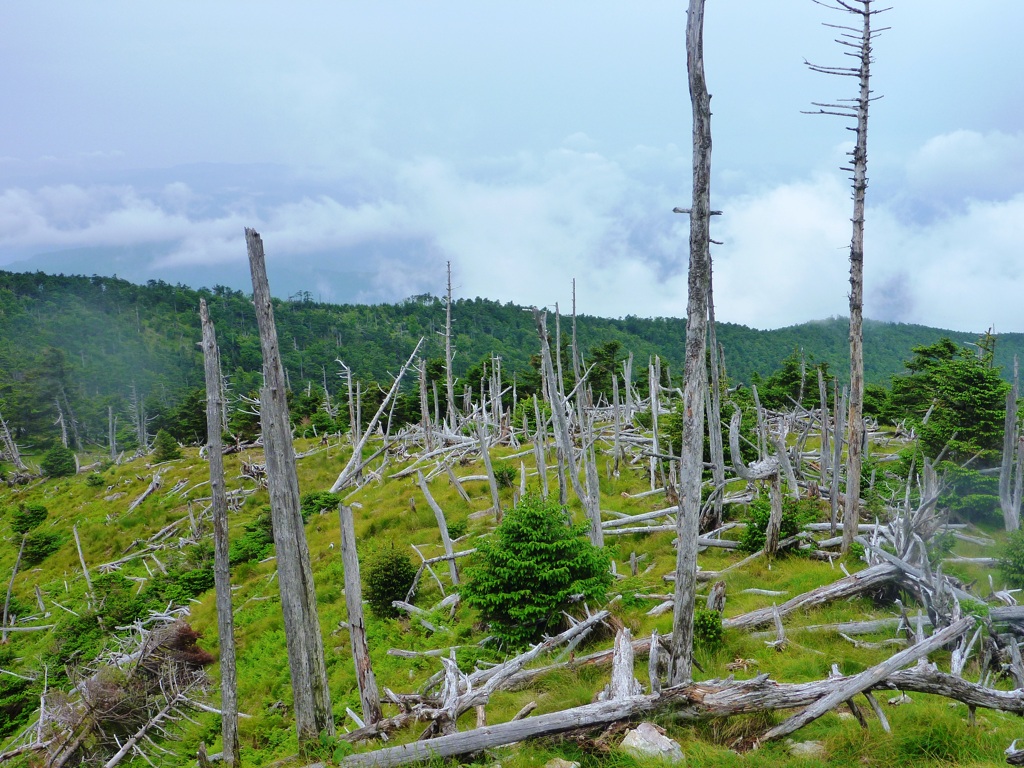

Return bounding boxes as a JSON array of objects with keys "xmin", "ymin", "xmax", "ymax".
[
  {"xmin": 85, "ymin": 472, "xmax": 106, "ymax": 487},
  {"xmin": 493, "ymin": 463, "xmax": 516, "ymax": 489},
  {"xmin": 229, "ymin": 507, "xmax": 275, "ymax": 565},
  {"xmin": 739, "ymin": 496, "xmax": 820, "ymax": 553},
  {"xmin": 998, "ymin": 528, "xmax": 1024, "ymax": 589},
  {"xmin": 363, "ymin": 544, "xmax": 417, "ymax": 619},
  {"xmin": 93, "ymin": 572, "xmax": 144, "ymax": 625},
  {"xmin": 462, "ymin": 493, "xmax": 612, "ymax": 649},
  {"xmin": 300, "ymin": 491, "xmax": 341, "ymax": 522},
  {"xmin": 446, "ymin": 519, "xmax": 468, "ymax": 540},
  {"xmin": 633, "ymin": 409, "xmax": 653, "ymax": 430},
  {"xmin": 693, "ymin": 607, "xmax": 724, "ymax": 649},
  {"xmin": 40, "ymin": 444, "xmax": 76, "ymax": 478},
  {"xmin": 10, "ymin": 503, "xmax": 47, "ymax": 535},
  {"xmin": 511, "ymin": 398, "xmax": 551, "ymax": 432},
  {"xmin": 22, "ymin": 530, "xmax": 65, "ymax": 566},
  {"xmin": 152, "ymin": 429, "xmax": 181, "ymax": 462}
]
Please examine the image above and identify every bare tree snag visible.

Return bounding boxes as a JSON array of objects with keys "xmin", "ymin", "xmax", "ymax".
[
  {"xmin": 0, "ymin": 408, "xmax": 26, "ymax": 471},
  {"xmin": 806, "ymin": 0, "xmax": 887, "ymax": 553},
  {"xmin": 245, "ymin": 228, "xmax": 334, "ymax": 747},
  {"xmin": 70, "ymin": 524, "xmax": 95, "ymax": 612},
  {"xmin": 704, "ymin": 273, "xmax": 725, "ymax": 530},
  {"xmin": 330, "ymin": 339, "xmax": 423, "ymax": 493},
  {"xmin": 1000, "ymin": 356, "xmax": 1021, "ymax": 531},
  {"xmin": 339, "ymin": 505, "xmax": 383, "ymax": 725},
  {"xmin": 417, "ymin": 471, "xmax": 459, "ymax": 585},
  {"xmin": 475, "ymin": 421, "xmax": 502, "ymax": 520},
  {"xmin": 444, "ymin": 261, "xmax": 458, "ymax": 431},
  {"xmin": 200, "ymin": 298, "xmax": 240, "ymax": 767},
  {"xmin": 668, "ymin": 0, "xmax": 712, "ymax": 688}
]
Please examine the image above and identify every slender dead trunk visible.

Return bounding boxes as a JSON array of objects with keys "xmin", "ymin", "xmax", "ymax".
[
  {"xmin": 339, "ymin": 505, "xmax": 383, "ymax": 725},
  {"xmin": 705, "ymin": 269, "xmax": 725, "ymax": 530},
  {"xmin": 444, "ymin": 262, "xmax": 457, "ymax": 430},
  {"xmin": 245, "ymin": 228, "xmax": 334, "ymax": 748},
  {"xmin": 668, "ymin": 0, "xmax": 712, "ymax": 687},
  {"xmin": 417, "ymin": 471, "xmax": 460, "ymax": 585},
  {"xmin": 1000, "ymin": 357, "xmax": 1020, "ymax": 531},
  {"xmin": 199, "ymin": 298, "xmax": 240, "ymax": 766},
  {"xmin": 806, "ymin": 0, "xmax": 884, "ymax": 553}
]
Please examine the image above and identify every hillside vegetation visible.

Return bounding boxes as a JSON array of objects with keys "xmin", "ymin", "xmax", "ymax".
[{"xmin": 1, "ymin": 269, "xmax": 1023, "ymax": 768}]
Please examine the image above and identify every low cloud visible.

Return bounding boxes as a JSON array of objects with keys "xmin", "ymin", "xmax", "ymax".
[{"xmin": 0, "ymin": 131, "xmax": 1021, "ymax": 333}]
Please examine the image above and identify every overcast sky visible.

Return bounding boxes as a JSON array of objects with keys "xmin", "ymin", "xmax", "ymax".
[{"xmin": 2, "ymin": 2, "xmax": 1023, "ymax": 332}]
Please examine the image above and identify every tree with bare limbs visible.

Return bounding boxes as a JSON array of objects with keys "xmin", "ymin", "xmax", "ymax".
[
  {"xmin": 805, "ymin": 0, "xmax": 888, "ymax": 554},
  {"xmin": 668, "ymin": 0, "xmax": 712, "ymax": 687}
]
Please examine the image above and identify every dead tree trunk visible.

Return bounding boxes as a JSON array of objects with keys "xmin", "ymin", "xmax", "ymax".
[
  {"xmin": 806, "ymin": 0, "xmax": 886, "ymax": 553},
  {"xmin": 668, "ymin": 0, "xmax": 712, "ymax": 688},
  {"xmin": 339, "ymin": 505, "xmax": 383, "ymax": 725},
  {"xmin": 199, "ymin": 298, "xmax": 240, "ymax": 767},
  {"xmin": 0, "ymin": 408, "xmax": 26, "ymax": 471},
  {"xmin": 245, "ymin": 228, "xmax": 334, "ymax": 748},
  {"xmin": 417, "ymin": 471, "xmax": 459, "ymax": 586},
  {"xmin": 1000, "ymin": 356, "xmax": 1021, "ymax": 531},
  {"xmin": 444, "ymin": 262, "xmax": 458, "ymax": 431},
  {"xmin": 704, "ymin": 272, "xmax": 725, "ymax": 531}
]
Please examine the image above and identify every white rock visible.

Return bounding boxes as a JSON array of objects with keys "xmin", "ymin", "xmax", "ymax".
[
  {"xmin": 620, "ymin": 722, "xmax": 685, "ymax": 763},
  {"xmin": 787, "ymin": 740, "xmax": 826, "ymax": 759},
  {"xmin": 544, "ymin": 759, "xmax": 580, "ymax": 768}
]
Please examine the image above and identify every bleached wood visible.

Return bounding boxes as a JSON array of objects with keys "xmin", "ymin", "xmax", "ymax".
[
  {"xmin": 199, "ymin": 298, "xmax": 240, "ymax": 767},
  {"xmin": 760, "ymin": 617, "xmax": 973, "ymax": 743},
  {"xmin": 2, "ymin": 536, "xmax": 26, "ymax": 644},
  {"xmin": 246, "ymin": 227, "xmax": 333, "ymax": 746},
  {"xmin": 340, "ymin": 505, "xmax": 383, "ymax": 724},
  {"xmin": 416, "ymin": 471, "xmax": 459, "ymax": 585}
]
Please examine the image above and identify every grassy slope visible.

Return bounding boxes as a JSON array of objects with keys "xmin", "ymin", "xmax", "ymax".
[{"xmin": 0, "ymin": 436, "xmax": 1018, "ymax": 768}]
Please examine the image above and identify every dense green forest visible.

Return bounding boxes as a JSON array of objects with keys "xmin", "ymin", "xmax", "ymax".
[{"xmin": 0, "ymin": 269, "xmax": 1020, "ymax": 454}]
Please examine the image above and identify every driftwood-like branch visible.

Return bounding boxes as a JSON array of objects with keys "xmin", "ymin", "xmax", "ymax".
[{"xmin": 335, "ymin": 652, "xmax": 1021, "ymax": 767}]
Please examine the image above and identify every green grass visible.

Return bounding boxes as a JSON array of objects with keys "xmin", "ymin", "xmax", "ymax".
[{"xmin": 0, "ymin": 434, "xmax": 1018, "ymax": 767}]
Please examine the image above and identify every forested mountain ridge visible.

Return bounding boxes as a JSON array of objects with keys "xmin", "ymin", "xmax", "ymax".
[{"xmin": 0, "ymin": 269, "xmax": 1019, "ymax": 453}]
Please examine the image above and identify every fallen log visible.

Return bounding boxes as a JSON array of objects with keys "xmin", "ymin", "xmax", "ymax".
[
  {"xmin": 333, "ymin": 655, "xmax": 1024, "ymax": 767},
  {"xmin": 723, "ymin": 562, "xmax": 900, "ymax": 632}
]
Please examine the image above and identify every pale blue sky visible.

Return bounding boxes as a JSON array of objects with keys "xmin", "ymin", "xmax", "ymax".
[{"xmin": 2, "ymin": 2, "xmax": 1023, "ymax": 331}]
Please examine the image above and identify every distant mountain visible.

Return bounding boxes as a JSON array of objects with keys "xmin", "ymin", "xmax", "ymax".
[{"xmin": 0, "ymin": 268, "xmax": 1020, "ymax": 451}]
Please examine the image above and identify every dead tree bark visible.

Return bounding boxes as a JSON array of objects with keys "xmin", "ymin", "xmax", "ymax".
[
  {"xmin": 339, "ymin": 505, "xmax": 383, "ymax": 725},
  {"xmin": 759, "ymin": 616, "xmax": 972, "ymax": 744},
  {"xmin": 444, "ymin": 261, "xmax": 458, "ymax": 431},
  {"xmin": 668, "ymin": 0, "xmax": 712, "ymax": 688},
  {"xmin": 245, "ymin": 228, "xmax": 334, "ymax": 747},
  {"xmin": 704, "ymin": 271, "xmax": 725, "ymax": 530},
  {"xmin": 1000, "ymin": 356, "xmax": 1020, "ymax": 531},
  {"xmin": 0, "ymin": 408, "xmax": 26, "ymax": 471},
  {"xmin": 199, "ymin": 298, "xmax": 240, "ymax": 767},
  {"xmin": 416, "ymin": 471, "xmax": 459, "ymax": 586},
  {"xmin": 806, "ymin": 0, "xmax": 887, "ymax": 553}
]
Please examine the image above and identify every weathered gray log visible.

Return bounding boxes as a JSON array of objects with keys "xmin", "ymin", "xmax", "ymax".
[
  {"xmin": 723, "ymin": 562, "xmax": 900, "ymax": 632},
  {"xmin": 200, "ymin": 297, "xmax": 240, "ymax": 767},
  {"xmin": 340, "ymin": 505, "xmax": 383, "ymax": 724},
  {"xmin": 246, "ymin": 227, "xmax": 334, "ymax": 746},
  {"xmin": 475, "ymin": 421, "xmax": 502, "ymax": 520},
  {"xmin": 72, "ymin": 524, "xmax": 94, "ymax": 609},
  {"xmin": 335, "ymin": 654, "xmax": 1022, "ymax": 767},
  {"xmin": 416, "ymin": 472, "xmax": 459, "ymax": 585},
  {"xmin": 760, "ymin": 616, "xmax": 974, "ymax": 743},
  {"xmin": 125, "ymin": 473, "xmax": 162, "ymax": 514}
]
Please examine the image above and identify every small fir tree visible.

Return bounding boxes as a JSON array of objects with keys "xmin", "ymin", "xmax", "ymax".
[
  {"xmin": 152, "ymin": 429, "xmax": 182, "ymax": 462},
  {"xmin": 462, "ymin": 493, "xmax": 612, "ymax": 649}
]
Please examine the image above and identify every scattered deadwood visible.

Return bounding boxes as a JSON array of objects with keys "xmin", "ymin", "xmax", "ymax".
[
  {"xmin": 332, "ymin": 640, "xmax": 1023, "ymax": 767},
  {"xmin": 722, "ymin": 563, "xmax": 901, "ymax": 632},
  {"xmin": 125, "ymin": 472, "xmax": 162, "ymax": 514}
]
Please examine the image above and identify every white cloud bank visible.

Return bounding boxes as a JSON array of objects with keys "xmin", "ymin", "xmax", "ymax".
[{"xmin": 0, "ymin": 129, "xmax": 1022, "ymax": 333}]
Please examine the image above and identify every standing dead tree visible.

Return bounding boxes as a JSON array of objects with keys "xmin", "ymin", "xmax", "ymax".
[
  {"xmin": 245, "ymin": 228, "xmax": 334, "ymax": 748},
  {"xmin": 668, "ymin": 0, "xmax": 712, "ymax": 687},
  {"xmin": 999, "ymin": 356, "xmax": 1022, "ymax": 531},
  {"xmin": 443, "ymin": 262, "xmax": 458, "ymax": 431},
  {"xmin": 805, "ymin": 0, "xmax": 888, "ymax": 554},
  {"xmin": 199, "ymin": 298, "xmax": 240, "ymax": 766}
]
